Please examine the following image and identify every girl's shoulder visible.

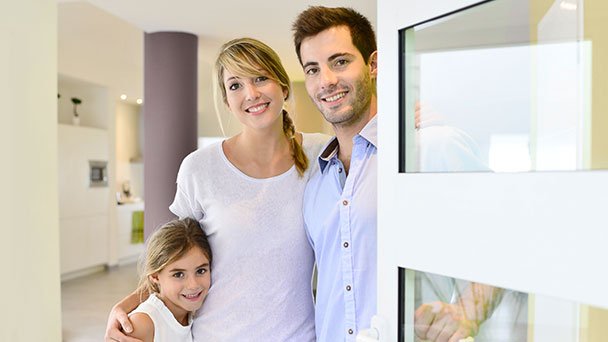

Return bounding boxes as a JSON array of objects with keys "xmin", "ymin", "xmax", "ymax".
[{"xmin": 128, "ymin": 312, "xmax": 155, "ymax": 342}]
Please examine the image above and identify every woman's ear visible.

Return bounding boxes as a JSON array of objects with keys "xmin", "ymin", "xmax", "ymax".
[
  {"xmin": 149, "ymin": 273, "xmax": 160, "ymax": 285},
  {"xmin": 368, "ymin": 51, "xmax": 378, "ymax": 79}
]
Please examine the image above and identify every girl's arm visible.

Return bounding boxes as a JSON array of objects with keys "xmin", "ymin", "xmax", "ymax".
[{"xmin": 128, "ymin": 313, "xmax": 154, "ymax": 342}]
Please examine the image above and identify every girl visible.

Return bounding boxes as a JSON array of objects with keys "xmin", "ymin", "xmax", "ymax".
[
  {"xmin": 127, "ymin": 218, "xmax": 212, "ymax": 342},
  {"xmin": 107, "ymin": 38, "xmax": 329, "ymax": 341}
]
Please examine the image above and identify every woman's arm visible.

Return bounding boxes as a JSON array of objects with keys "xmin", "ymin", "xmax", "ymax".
[{"xmin": 104, "ymin": 289, "xmax": 149, "ymax": 342}]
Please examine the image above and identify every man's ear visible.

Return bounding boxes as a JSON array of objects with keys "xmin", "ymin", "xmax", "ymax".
[{"xmin": 368, "ymin": 51, "xmax": 378, "ymax": 79}]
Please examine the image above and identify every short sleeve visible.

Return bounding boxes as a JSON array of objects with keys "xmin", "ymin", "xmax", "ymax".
[{"xmin": 169, "ymin": 157, "xmax": 205, "ymax": 221}]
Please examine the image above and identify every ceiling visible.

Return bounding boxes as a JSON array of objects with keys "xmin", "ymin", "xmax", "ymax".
[{"xmin": 57, "ymin": 0, "xmax": 377, "ymax": 103}]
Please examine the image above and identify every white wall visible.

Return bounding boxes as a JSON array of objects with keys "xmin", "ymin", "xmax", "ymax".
[
  {"xmin": 115, "ymin": 101, "xmax": 144, "ymax": 198},
  {"xmin": 58, "ymin": 125, "xmax": 110, "ymax": 275},
  {"xmin": 0, "ymin": 1, "xmax": 62, "ymax": 340}
]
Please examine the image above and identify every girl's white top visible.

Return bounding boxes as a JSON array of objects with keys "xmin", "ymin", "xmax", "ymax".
[
  {"xmin": 170, "ymin": 133, "xmax": 329, "ymax": 341},
  {"xmin": 129, "ymin": 293, "xmax": 193, "ymax": 342}
]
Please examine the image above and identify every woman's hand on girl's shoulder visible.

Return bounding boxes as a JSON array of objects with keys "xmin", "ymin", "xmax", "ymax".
[{"xmin": 127, "ymin": 313, "xmax": 154, "ymax": 342}]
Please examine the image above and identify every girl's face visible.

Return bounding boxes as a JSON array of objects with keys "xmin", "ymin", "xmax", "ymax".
[
  {"xmin": 151, "ymin": 247, "xmax": 211, "ymax": 324},
  {"xmin": 223, "ymin": 68, "xmax": 288, "ymax": 132}
]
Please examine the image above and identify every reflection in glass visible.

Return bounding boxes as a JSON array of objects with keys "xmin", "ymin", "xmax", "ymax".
[
  {"xmin": 400, "ymin": 0, "xmax": 602, "ymax": 173},
  {"xmin": 400, "ymin": 268, "xmax": 608, "ymax": 342}
]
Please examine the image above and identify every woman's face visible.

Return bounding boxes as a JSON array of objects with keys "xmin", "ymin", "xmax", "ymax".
[{"xmin": 223, "ymin": 68, "xmax": 288, "ymax": 132}]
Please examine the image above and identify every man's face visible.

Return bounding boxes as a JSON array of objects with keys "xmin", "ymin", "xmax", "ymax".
[{"xmin": 300, "ymin": 25, "xmax": 376, "ymax": 128}]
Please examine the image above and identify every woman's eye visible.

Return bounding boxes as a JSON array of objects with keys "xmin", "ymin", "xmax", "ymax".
[
  {"xmin": 228, "ymin": 83, "xmax": 240, "ymax": 91},
  {"xmin": 255, "ymin": 76, "xmax": 268, "ymax": 83},
  {"xmin": 197, "ymin": 268, "xmax": 208, "ymax": 275},
  {"xmin": 172, "ymin": 272, "xmax": 184, "ymax": 279}
]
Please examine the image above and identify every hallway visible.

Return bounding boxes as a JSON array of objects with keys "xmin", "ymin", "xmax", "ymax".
[{"xmin": 61, "ymin": 263, "xmax": 138, "ymax": 342}]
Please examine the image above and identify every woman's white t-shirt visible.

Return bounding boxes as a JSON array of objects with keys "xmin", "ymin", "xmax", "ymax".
[{"xmin": 170, "ymin": 133, "xmax": 329, "ymax": 341}]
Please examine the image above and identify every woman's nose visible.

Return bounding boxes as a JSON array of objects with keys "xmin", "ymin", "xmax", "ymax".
[{"xmin": 244, "ymin": 83, "xmax": 261, "ymax": 101}]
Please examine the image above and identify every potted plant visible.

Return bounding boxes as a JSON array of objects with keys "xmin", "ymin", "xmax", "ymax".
[{"xmin": 71, "ymin": 97, "xmax": 82, "ymax": 125}]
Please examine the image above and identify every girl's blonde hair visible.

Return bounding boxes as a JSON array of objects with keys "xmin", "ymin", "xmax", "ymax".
[
  {"xmin": 137, "ymin": 218, "xmax": 212, "ymax": 296},
  {"xmin": 215, "ymin": 37, "xmax": 308, "ymax": 177}
]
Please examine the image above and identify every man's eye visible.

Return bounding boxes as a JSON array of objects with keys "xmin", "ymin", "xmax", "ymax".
[
  {"xmin": 228, "ymin": 83, "xmax": 240, "ymax": 91},
  {"xmin": 172, "ymin": 272, "xmax": 184, "ymax": 278},
  {"xmin": 255, "ymin": 76, "xmax": 268, "ymax": 83},
  {"xmin": 305, "ymin": 68, "xmax": 318, "ymax": 75},
  {"xmin": 335, "ymin": 59, "xmax": 348, "ymax": 67}
]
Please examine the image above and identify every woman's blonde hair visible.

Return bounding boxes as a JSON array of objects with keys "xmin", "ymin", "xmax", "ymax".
[
  {"xmin": 136, "ymin": 218, "xmax": 212, "ymax": 296},
  {"xmin": 215, "ymin": 37, "xmax": 308, "ymax": 176}
]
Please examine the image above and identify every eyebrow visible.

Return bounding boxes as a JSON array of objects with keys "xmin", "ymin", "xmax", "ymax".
[
  {"xmin": 328, "ymin": 52, "xmax": 354, "ymax": 61},
  {"xmin": 303, "ymin": 52, "xmax": 355, "ymax": 69},
  {"xmin": 168, "ymin": 263, "xmax": 210, "ymax": 272}
]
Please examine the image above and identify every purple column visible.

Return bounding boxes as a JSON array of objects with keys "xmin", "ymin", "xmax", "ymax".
[{"xmin": 144, "ymin": 32, "xmax": 198, "ymax": 238}]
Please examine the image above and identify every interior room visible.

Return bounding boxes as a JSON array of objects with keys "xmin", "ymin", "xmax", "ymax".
[
  {"xmin": 52, "ymin": 1, "xmax": 367, "ymax": 340},
  {"xmin": 3, "ymin": 0, "xmax": 608, "ymax": 341}
]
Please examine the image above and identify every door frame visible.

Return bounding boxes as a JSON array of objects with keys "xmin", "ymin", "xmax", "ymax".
[{"xmin": 376, "ymin": 0, "xmax": 608, "ymax": 340}]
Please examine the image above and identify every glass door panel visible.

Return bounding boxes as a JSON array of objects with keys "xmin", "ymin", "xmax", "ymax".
[{"xmin": 399, "ymin": 0, "xmax": 608, "ymax": 173}]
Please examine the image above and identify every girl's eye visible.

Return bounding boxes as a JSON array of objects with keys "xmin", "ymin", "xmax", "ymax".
[
  {"xmin": 254, "ymin": 76, "xmax": 268, "ymax": 83},
  {"xmin": 197, "ymin": 267, "xmax": 208, "ymax": 275},
  {"xmin": 228, "ymin": 83, "xmax": 241, "ymax": 91},
  {"xmin": 172, "ymin": 272, "xmax": 184, "ymax": 279}
]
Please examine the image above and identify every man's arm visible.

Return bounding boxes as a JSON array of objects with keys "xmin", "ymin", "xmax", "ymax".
[
  {"xmin": 104, "ymin": 289, "xmax": 149, "ymax": 342},
  {"xmin": 414, "ymin": 283, "xmax": 503, "ymax": 342}
]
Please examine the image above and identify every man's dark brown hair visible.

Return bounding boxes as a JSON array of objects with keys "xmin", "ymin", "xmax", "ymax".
[{"xmin": 292, "ymin": 6, "xmax": 377, "ymax": 66}]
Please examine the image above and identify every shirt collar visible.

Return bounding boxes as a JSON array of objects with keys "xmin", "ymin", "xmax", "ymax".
[{"xmin": 317, "ymin": 115, "xmax": 378, "ymax": 172}]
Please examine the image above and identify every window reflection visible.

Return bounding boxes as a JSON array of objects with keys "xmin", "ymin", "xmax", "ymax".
[
  {"xmin": 401, "ymin": 268, "xmax": 608, "ymax": 342},
  {"xmin": 401, "ymin": 0, "xmax": 602, "ymax": 173}
]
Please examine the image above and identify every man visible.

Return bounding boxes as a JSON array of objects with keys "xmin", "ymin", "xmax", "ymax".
[{"xmin": 293, "ymin": 6, "xmax": 501, "ymax": 342}]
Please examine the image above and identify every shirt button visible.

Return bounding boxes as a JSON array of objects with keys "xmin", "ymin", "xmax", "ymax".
[
  {"xmin": 343, "ymin": 242, "xmax": 349, "ymax": 248},
  {"xmin": 338, "ymin": 168, "xmax": 343, "ymax": 173},
  {"xmin": 342, "ymin": 200, "xmax": 349, "ymax": 206},
  {"xmin": 346, "ymin": 285, "xmax": 352, "ymax": 291},
  {"xmin": 348, "ymin": 329, "xmax": 354, "ymax": 335}
]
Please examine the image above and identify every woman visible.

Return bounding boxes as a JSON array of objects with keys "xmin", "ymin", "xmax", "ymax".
[{"xmin": 105, "ymin": 38, "xmax": 329, "ymax": 341}]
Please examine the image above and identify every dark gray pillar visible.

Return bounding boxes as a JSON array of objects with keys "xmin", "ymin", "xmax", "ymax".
[{"xmin": 144, "ymin": 32, "xmax": 198, "ymax": 238}]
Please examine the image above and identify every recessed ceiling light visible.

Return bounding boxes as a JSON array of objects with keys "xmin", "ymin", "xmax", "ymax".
[
  {"xmin": 120, "ymin": 94, "xmax": 127, "ymax": 100},
  {"xmin": 136, "ymin": 99, "xmax": 143, "ymax": 105}
]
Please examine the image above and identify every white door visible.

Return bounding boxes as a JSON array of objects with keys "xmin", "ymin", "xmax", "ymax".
[{"xmin": 374, "ymin": 0, "xmax": 608, "ymax": 341}]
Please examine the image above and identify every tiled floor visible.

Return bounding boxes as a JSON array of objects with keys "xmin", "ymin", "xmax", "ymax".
[{"xmin": 61, "ymin": 263, "xmax": 138, "ymax": 342}]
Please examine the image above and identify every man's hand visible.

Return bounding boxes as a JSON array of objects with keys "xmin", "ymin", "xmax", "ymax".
[
  {"xmin": 414, "ymin": 301, "xmax": 478, "ymax": 342},
  {"xmin": 104, "ymin": 304, "xmax": 140, "ymax": 342}
]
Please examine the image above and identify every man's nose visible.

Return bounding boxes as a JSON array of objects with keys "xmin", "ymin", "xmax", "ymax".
[{"xmin": 319, "ymin": 67, "xmax": 338, "ymax": 90}]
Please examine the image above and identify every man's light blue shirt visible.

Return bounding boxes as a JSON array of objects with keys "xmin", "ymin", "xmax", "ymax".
[{"xmin": 303, "ymin": 116, "xmax": 377, "ymax": 342}]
